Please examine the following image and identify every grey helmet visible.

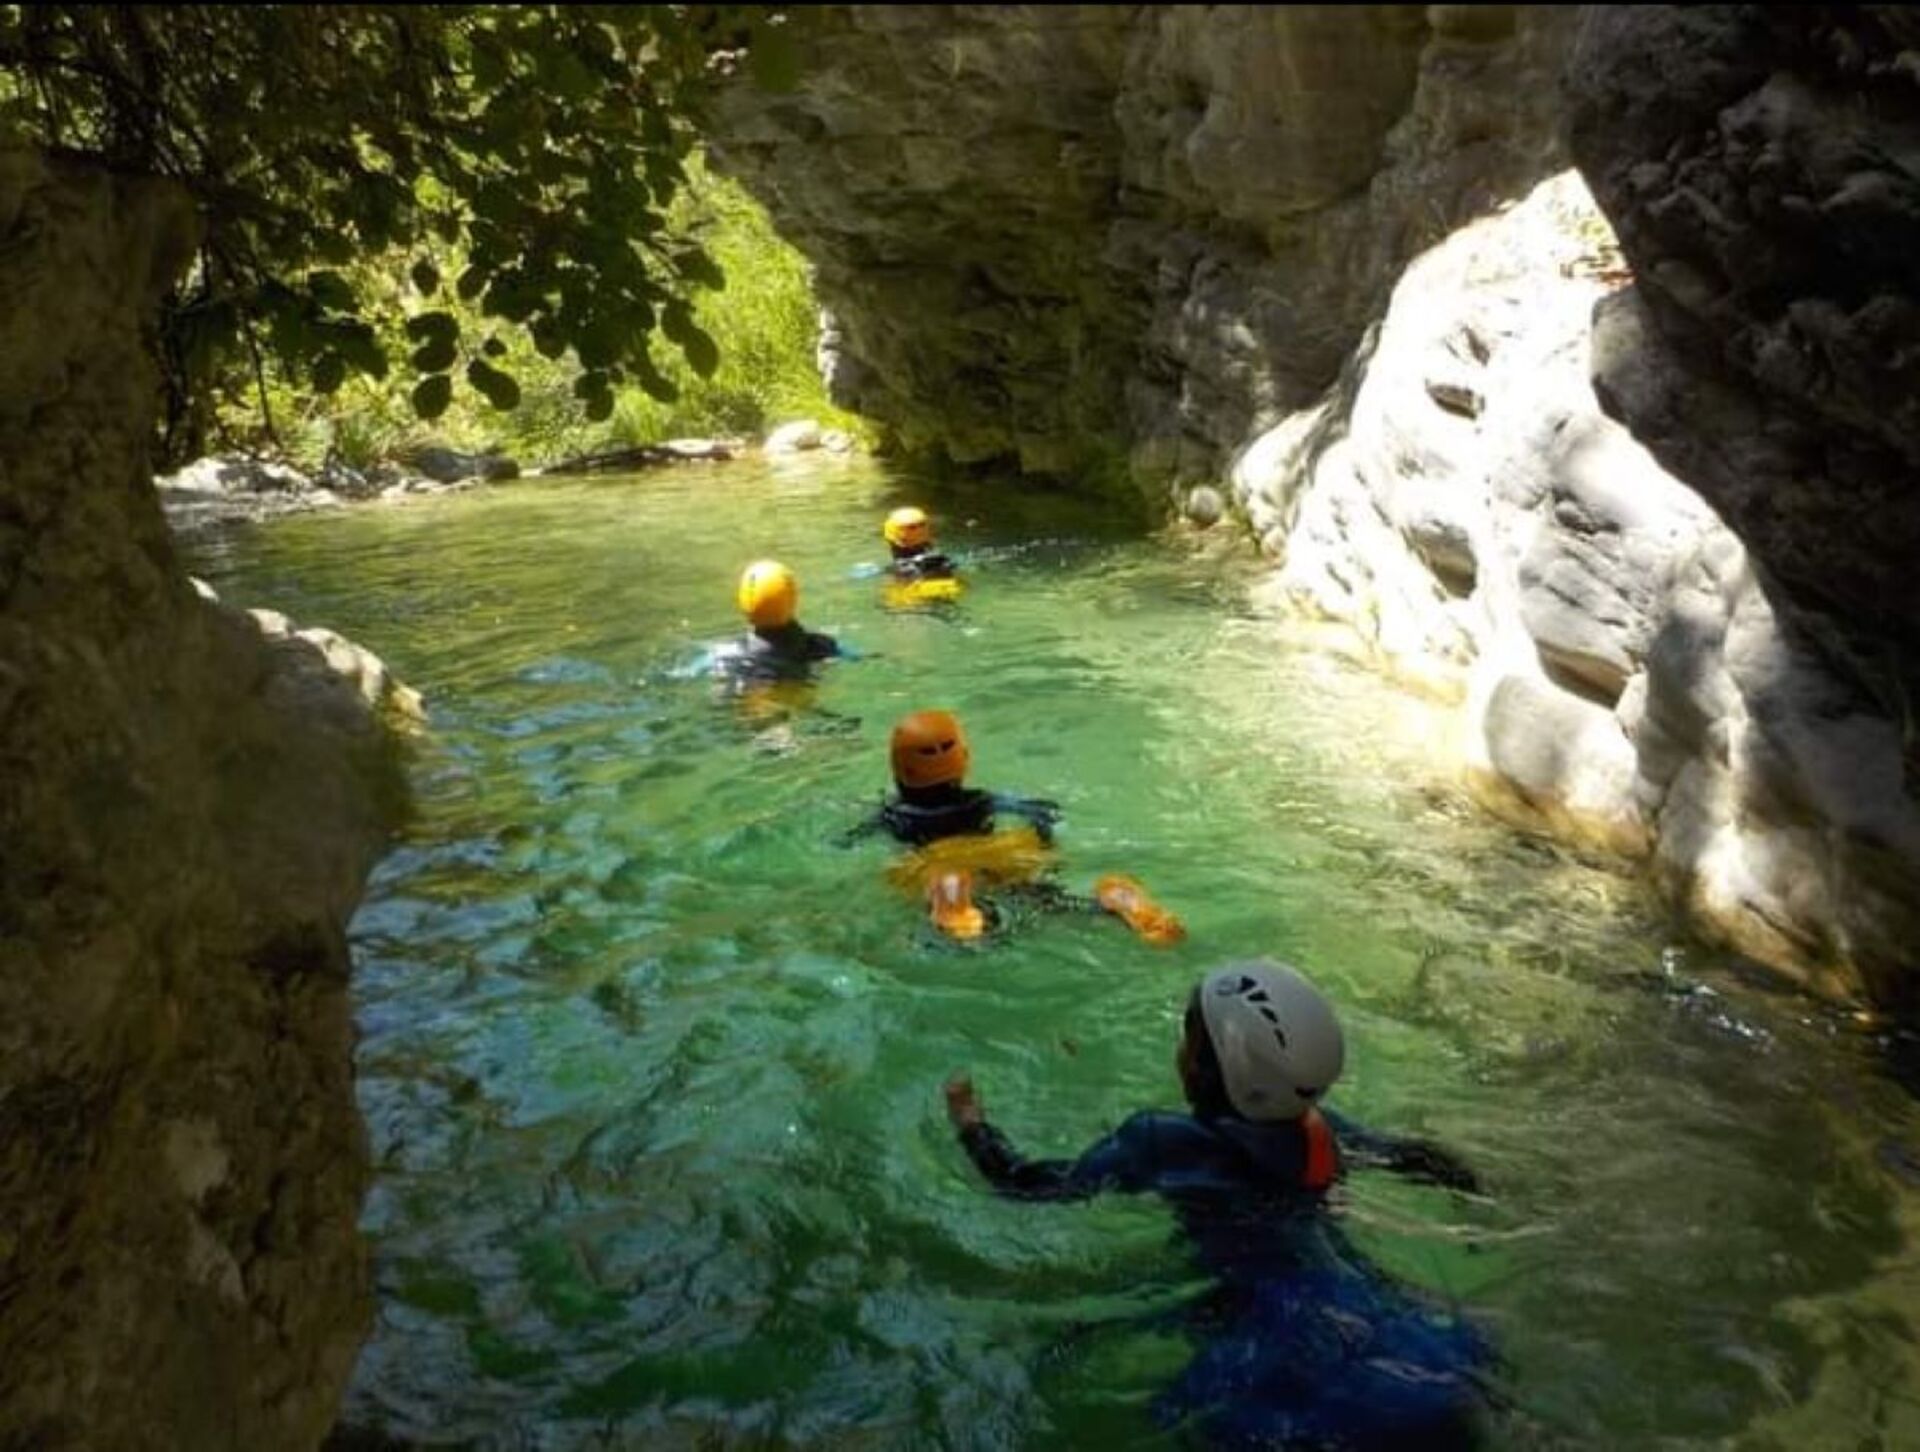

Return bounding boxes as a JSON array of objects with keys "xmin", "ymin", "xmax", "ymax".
[{"xmin": 1199, "ymin": 960, "xmax": 1345, "ymax": 1122}]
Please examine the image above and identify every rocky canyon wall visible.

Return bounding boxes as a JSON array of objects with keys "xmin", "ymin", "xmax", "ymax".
[
  {"xmin": 0, "ymin": 149, "xmax": 413, "ymax": 1449},
  {"xmin": 712, "ymin": 4, "xmax": 1574, "ymax": 480},
  {"xmin": 712, "ymin": 6, "xmax": 1920, "ymax": 1004}
]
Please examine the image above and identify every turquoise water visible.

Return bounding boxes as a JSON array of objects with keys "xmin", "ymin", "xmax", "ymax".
[{"xmin": 184, "ymin": 457, "xmax": 1920, "ymax": 1450}]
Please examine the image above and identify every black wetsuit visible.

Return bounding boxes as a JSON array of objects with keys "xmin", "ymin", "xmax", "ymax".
[
  {"xmin": 711, "ymin": 622, "xmax": 840, "ymax": 683},
  {"xmin": 888, "ymin": 544, "xmax": 958, "ymax": 581},
  {"xmin": 862, "ymin": 781, "xmax": 1060, "ymax": 847},
  {"xmin": 957, "ymin": 1109, "xmax": 1489, "ymax": 1449}
]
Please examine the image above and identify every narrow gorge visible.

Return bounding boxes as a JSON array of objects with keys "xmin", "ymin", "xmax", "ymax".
[
  {"xmin": 3, "ymin": 5, "xmax": 1918, "ymax": 1449},
  {"xmin": 709, "ymin": 3, "xmax": 1920, "ymax": 1006}
]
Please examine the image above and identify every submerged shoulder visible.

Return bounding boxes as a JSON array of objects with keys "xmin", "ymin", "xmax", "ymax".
[{"xmin": 1111, "ymin": 1110, "xmax": 1217, "ymax": 1153}]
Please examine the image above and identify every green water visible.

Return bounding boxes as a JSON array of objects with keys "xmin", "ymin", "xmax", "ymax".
[{"xmin": 184, "ymin": 457, "xmax": 1920, "ymax": 1450}]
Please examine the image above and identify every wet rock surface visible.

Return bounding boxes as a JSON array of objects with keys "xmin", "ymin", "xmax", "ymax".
[
  {"xmin": 711, "ymin": 4, "xmax": 1575, "ymax": 483},
  {"xmin": 1566, "ymin": 4, "xmax": 1920, "ymax": 663},
  {"xmin": 0, "ymin": 148, "xmax": 410, "ymax": 1450},
  {"xmin": 1234, "ymin": 169, "xmax": 1920, "ymax": 1003}
]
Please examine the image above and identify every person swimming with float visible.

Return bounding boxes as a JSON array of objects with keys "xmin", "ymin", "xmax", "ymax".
[
  {"xmin": 883, "ymin": 506, "xmax": 958, "ymax": 582},
  {"xmin": 878, "ymin": 506, "xmax": 965, "ymax": 609},
  {"xmin": 944, "ymin": 959, "xmax": 1491, "ymax": 1450},
  {"xmin": 846, "ymin": 708, "xmax": 1183, "ymax": 943},
  {"xmin": 708, "ymin": 559, "xmax": 846, "ymax": 683}
]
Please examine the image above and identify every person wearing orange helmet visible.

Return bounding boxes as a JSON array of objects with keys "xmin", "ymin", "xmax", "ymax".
[
  {"xmin": 710, "ymin": 559, "xmax": 846, "ymax": 683},
  {"xmin": 847, "ymin": 709, "xmax": 1184, "ymax": 944}
]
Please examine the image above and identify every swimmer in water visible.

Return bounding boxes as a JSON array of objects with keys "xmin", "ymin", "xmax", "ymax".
[
  {"xmin": 878, "ymin": 506, "xmax": 965, "ymax": 610},
  {"xmin": 945, "ymin": 959, "xmax": 1490, "ymax": 1450},
  {"xmin": 708, "ymin": 559, "xmax": 845, "ymax": 683},
  {"xmin": 846, "ymin": 708, "xmax": 1183, "ymax": 944}
]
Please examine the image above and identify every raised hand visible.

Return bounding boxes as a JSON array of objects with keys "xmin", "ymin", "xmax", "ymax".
[{"xmin": 944, "ymin": 1073, "xmax": 984, "ymax": 1130}]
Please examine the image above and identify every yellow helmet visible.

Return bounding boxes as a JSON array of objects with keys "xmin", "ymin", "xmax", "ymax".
[
  {"xmin": 737, "ymin": 559, "xmax": 798, "ymax": 628},
  {"xmin": 891, "ymin": 709, "xmax": 970, "ymax": 789},
  {"xmin": 884, "ymin": 506, "xmax": 932, "ymax": 551}
]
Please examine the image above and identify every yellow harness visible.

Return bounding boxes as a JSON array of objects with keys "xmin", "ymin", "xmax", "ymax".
[
  {"xmin": 885, "ymin": 826, "xmax": 1054, "ymax": 896},
  {"xmin": 883, "ymin": 576, "xmax": 966, "ymax": 610}
]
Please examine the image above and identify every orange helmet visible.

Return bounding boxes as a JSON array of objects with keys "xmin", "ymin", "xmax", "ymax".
[
  {"xmin": 890, "ymin": 709, "xmax": 970, "ymax": 789},
  {"xmin": 883, "ymin": 506, "xmax": 932, "ymax": 551},
  {"xmin": 737, "ymin": 559, "xmax": 797, "ymax": 628}
]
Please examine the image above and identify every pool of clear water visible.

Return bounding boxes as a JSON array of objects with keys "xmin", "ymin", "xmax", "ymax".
[{"xmin": 183, "ymin": 455, "xmax": 1920, "ymax": 1450}]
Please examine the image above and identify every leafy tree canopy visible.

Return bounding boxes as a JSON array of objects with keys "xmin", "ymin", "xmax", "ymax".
[{"xmin": 0, "ymin": 4, "xmax": 803, "ymax": 458}]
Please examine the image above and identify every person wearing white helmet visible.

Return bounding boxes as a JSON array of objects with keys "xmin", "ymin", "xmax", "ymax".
[
  {"xmin": 943, "ymin": 959, "xmax": 1488, "ymax": 1448},
  {"xmin": 947, "ymin": 959, "xmax": 1475, "ymax": 1197}
]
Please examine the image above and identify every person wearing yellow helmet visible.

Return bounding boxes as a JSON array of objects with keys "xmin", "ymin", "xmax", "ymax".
[
  {"xmin": 710, "ymin": 559, "xmax": 846, "ymax": 682},
  {"xmin": 844, "ymin": 709, "xmax": 1184, "ymax": 944},
  {"xmin": 942, "ymin": 961, "xmax": 1488, "ymax": 1447},
  {"xmin": 881, "ymin": 506, "xmax": 958, "ymax": 582}
]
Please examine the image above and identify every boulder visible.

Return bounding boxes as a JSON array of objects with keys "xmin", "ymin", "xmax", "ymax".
[
  {"xmin": 402, "ymin": 445, "xmax": 519, "ymax": 484},
  {"xmin": 763, "ymin": 418, "xmax": 825, "ymax": 454}
]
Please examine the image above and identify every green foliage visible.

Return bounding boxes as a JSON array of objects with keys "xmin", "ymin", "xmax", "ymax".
[
  {"xmin": 234, "ymin": 158, "xmax": 865, "ymax": 471},
  {"xmin": 0, "ymin": 4, "xmax": 809, "ymax": 463}
]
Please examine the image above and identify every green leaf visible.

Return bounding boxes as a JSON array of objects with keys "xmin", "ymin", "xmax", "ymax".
[
  {"xmin": 311, "ymin": 352, "xmax": 347, "ymax": 394},
  {"xmin": 405, "ymin": 310, "xmax": 459, "ymax": 343},
  {"xmin": 633, "ymin": 353, "xmax": 679, "ymax": 404},
  {"xmin": 575, "ymin": 317, "xmax": 622, "ymax": 370},
  {"xmin": 411, "ymin": 258, "xmax": 441, "ymax": 296},
  {"xmin": 531, "ymin": 318, "xmax": 568, "ymax": 360},
  {"xmin": 311, "ymin": 231, "xmax": 356, "ymax": 265},
  {"xmin": 410, "ymin": 335, "xmax": 458, "ymax": 373},
  {"xmin": 411, "ymin": 373, "xmax": 453, "ymax": 421},
  {"xmin": 307, "ymin": 270, "xmax": 355, "ymax": 313},
  {"xmin": 470, "ymin": 34, "xmax": 507, "ymax": 88},
  {"xmin": 467, "ymin": 358, "xmax": 522, "ymax": 410},
  {"xmin": 678, "ymin": 249, "xmax": 725, "ymax": 292},
  {"xmin": 677, "ymin": 322, "xmax": 719, "ymax": 379},
  {"xmin": 748, "ymin": 20, "xmax": 802, "ymax": 93},
  {"xmin": 536, "ymin": 42, "xmax": 596, "ymax": 100},
  {"xmin": 482, "ymin": 271, "xmax": 540, "ymax": 324},
  {"xmin": 333, "ymin": 324, "xmax": 389, "ymax": 380}
]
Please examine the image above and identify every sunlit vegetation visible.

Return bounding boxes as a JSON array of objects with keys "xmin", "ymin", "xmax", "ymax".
[{"xmin": 0, "ymin": 5, "xmax": 850, "ymax": 468}]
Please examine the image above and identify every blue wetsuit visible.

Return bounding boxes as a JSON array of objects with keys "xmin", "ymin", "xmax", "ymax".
[{"xmin": 959, "ymin": 1109, "xmax": 1491, "ymax": 1450}]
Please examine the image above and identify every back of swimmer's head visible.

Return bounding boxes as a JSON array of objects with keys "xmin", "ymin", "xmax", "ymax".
[
  {"xmin": 890, "ymin": 708, "xmax": 969, "ymax": 789},
  {"xmin": 884, "ymin": 506, "xmax": 932, "ymax": 553},
  {"xmin": 738, "ymin": 559, "xmax": 798, "ymax": 629},
  {"xmin": 1183, "ymin": 960, "xmax": 1344, "ymax": 1122}
]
